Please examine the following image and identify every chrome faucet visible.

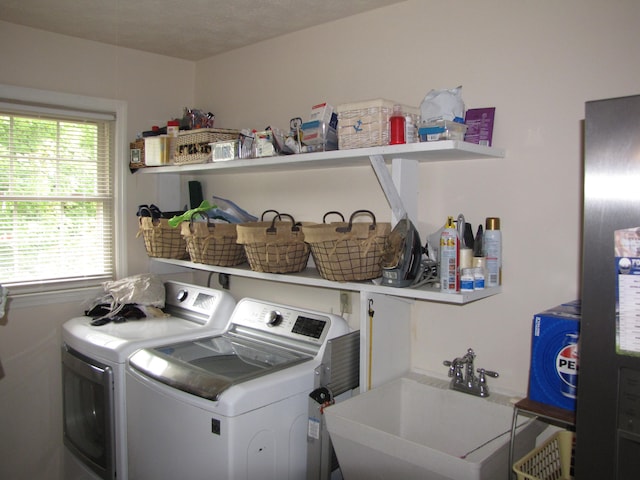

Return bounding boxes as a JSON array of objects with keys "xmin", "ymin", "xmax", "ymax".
[{"xmin": 443, "ymin": 348, "xmax": 498, "ymax": 397}]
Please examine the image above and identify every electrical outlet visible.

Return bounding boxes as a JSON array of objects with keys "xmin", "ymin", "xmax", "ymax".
[
  {"xmin": 339, "ymin": 291, "xmax": 352, "ymax": 314},
  {"xmin": 218, "ymin": 273, "xmax": 230, "ymax": 290}
]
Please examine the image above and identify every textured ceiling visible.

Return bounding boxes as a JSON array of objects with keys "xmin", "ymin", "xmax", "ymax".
[{"xmin": 0, "ymin": 0, "xmax": 405, "ymax": 61}]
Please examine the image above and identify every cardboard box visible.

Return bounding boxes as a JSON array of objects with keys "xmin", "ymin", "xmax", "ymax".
[
  {"xmin": 464, "ymin": 107, "xmax": 495, "ymax": 146},
  {"xmin": 528, "ymin": 300, "xmax": 580, "ymax": 411},
  {"xmin": 309, "ymin": 102, "xmax": 334, "ymax": 124}
]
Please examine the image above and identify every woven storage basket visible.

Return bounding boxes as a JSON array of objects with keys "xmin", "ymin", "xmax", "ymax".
[
  {"xmin": 180, "ymin": 214, "xmax": 246, "ymax": 267},
  {"xmin": 137, "ymin": 216, "xmax": 188, "ymax": 260},
  {"xmin": 337, "ymin": 99, "xmax": 419, "ymax": 150},
  {"xmin": 302, "ymin": 210, "xmax": 390, "ymax": 281},
  {"xmin": 173, "ymin": 128, "xmax": 239, "ymax": 165},
  {"xmin": 236, "ymin": 212, "xmax": 311, "ymax": 274},
  {"xmin": 513, "ymin": 430, "xmax": 574, "ymax": 480}
]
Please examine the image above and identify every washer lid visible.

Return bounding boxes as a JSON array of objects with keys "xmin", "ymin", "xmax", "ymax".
[
  {"xmin": 62, "ymin": 282, "xmax": 236, "ymax": 363},
  {"xmin": 129, "ymin": 331, "xmax": 312, "ymax": 401}
]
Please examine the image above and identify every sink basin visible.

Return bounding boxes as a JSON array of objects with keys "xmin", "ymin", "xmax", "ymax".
[{"xmin": 324, "ymin": 374, "xmax": 545, "ymax": 480}]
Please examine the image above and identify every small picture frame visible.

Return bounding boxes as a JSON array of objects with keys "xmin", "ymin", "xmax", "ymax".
[{"xmin": 130, "ymin": 148, "xmax": 143, "ymax": 166}]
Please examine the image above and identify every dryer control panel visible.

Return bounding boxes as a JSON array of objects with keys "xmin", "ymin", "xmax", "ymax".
[{"xmin": 163, "ymin": 281, "xmax": 235, "ymax": 326}]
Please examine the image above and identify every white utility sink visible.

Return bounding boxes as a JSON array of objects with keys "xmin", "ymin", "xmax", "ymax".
[{"xmin": 324, "ymin": 373, "xmax": 545, "ymax": 480}]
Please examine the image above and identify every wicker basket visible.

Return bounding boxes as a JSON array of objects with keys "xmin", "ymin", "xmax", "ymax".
[
  {"xmin": 180, "ymin": 215, "xmax": 246, "ymax": 267},
  {"xmin": 513, "ymin": 430, "xmax": 575, "ymax": 480},
  {"xmin": 173, "ymin": 128, "xmax": 239, "ymax": 165},
  {"xmin": 337, "ymin": 99, "xmax": 419, "ymax": 150},
  {"xmin": 302, "ymin": 210, "xmax": 390, "ymax": 281},
  {"xmin": 137, "ymin": 216, "xmax": 188, "ymax": 259},
  {"xmin": 236, "ymin": 212, "xmax": 311, "ymax": 274}
]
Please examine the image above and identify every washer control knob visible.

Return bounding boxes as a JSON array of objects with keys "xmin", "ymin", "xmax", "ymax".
[
  {"xmin": 176, "ymin": 289, "xmax": 188, "ymax": 302},
  {"xmin": 266, "ymin": 310, "xmax": 283, "ymax": 327}
]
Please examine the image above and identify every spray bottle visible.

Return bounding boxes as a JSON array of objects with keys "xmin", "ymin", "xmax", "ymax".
[
  {"xmin": 483, "ymin": 217, "xmax": 502, "ymax": 287},
  {"xmin": 440, "ymin": 216, "xmax": 460, "ymax": 293}
]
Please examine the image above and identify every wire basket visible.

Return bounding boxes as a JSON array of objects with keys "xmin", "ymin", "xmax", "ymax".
[
  {"xmin": 513, "ymin": 430, "xmax": 575, "ymax": 480},
  {"xmin": 180, "ymin": 214, "xmax": 246, "ymax": 267},
  {"xmin": 137, "ymin": 216, "xmax": 188, "ymax": 260},
  {"xmin": 173, "ymin": 128, "xmax": 239, "ymax": 165},
  {"xmin": 302, "ymin": 210, "xmax": 390, "ymax": 281},
  {"xmin": 236, "ymin": 212, "xmax": 311, "ymax": 274}
]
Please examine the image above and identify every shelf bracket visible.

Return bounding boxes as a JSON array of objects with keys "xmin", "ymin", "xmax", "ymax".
[{"xmin": 369, "ymin": 154, "xmax": 418, "ymax": 224}]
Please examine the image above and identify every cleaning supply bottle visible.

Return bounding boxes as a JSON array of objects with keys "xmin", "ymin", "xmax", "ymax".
[
  {"xmin": 405, "ymin": 113, "xmax": 416, "ymax": 143},
  {"xmin": 440, "ymin": 216, "xmax": 460, "ymax": 293},
  {"xmin": 389, "ymin": 104, "xmax": 406, "ymax": 145},
  {"xmin": 483, "ymin": 217, "xmax": 502, "ymax": 287}
]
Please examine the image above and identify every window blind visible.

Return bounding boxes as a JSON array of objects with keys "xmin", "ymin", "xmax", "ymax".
[{"xmin": 0, "ymin": 109, "xmax": 116, "ymax": 290}]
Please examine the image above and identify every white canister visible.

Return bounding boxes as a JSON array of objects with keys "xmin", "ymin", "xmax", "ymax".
[
  {"xmin": 483, "ymin": 217, "xmax": 502, "ymax": 287},
  {"xmin": 460, "ymin": 268, "xmax": 474, "ymax": 292}
]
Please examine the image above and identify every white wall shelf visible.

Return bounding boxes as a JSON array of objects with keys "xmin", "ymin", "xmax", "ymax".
[
  {"xmin": 151, "ymin": 257, "xmax": 501, "ymax": 304},
  {"xmin": 136, "ymin": 140, "xmax": 505, "ymax": 175}
]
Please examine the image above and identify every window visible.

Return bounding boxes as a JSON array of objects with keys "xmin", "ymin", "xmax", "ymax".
[{"xmin": 0, "ymin": 97, "xmax": 119, "ymax": 295}]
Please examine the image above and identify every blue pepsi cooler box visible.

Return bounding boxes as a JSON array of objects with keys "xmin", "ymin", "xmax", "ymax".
[{"xmin": 528, "ymin": 300, "xmax": 580, "ymax": 411}]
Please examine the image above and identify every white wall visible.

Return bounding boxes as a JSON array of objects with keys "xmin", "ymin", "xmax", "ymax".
[
  {"xmin": 0, "ymin": 21, "xmax": 196, "ymax": 480},
  {"xmin": 0, "ymin": 0, "xmax": 639, "ymax": 478},
  {"xmin": 194, "ymin": 0, "xmax": 640, "ymax": 395}
]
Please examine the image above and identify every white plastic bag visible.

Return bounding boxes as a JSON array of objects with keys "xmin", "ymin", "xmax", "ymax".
[
  {"xmin": 103, "ymin": 273, "xmax": 165, "ymax": 308},
  {"xmin": 420, "ymin": 86, "xmax": 465, "ymax": 123}
]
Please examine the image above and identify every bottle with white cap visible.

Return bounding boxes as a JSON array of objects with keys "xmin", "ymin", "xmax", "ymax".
[
  {"xmin": 483, "ymin": 217, "xmax": 502, "ymax": 287},
  {"xmin": 440, "ymin": 216, "xmax": 460, "ymax": 293}
]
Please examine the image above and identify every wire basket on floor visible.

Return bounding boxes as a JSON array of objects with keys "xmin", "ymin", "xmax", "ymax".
[
  {"xmin": 302, "ymin": 210, "xmax": 390, "ymax": 281},
  {"xmin": 137, "ymin": 216, "xmax": 188, "ymax": 260},
  {"xmin": 236, "ymin": 212, "xmax": 311, "ymax": 274},
  {"xmin": 180, "ymin": 213, "xmax": 246, "ymax": 267},
  {"xmin": 513, "ymin": 430, "xmax": 575, "ymax": 480}
]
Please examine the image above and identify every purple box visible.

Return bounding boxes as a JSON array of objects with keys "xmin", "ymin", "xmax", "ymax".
[
  {"xmin": 464, "ymin": 107, "xmax": 495, "ymax": 146},
  {"xmin": 528, "ymin": 300, "xmax": 580, "ymax": 411}
]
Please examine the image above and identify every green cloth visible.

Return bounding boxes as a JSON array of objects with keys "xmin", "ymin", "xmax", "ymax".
[{"xmin": 167, "ymin": 200, "xmax": 216, "ymax": 228}]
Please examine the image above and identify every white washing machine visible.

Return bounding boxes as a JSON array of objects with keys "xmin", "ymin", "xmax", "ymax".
[
  {"xmin": 126, "ymin": 297, "xmax": 350, "ymax": 480},
  {"xmin": 61, "ymin": 281, "xmax": 236, "ymax": 480}
]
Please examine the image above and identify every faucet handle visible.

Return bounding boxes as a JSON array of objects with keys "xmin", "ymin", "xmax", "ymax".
[
  {"xmin": 444, "ymin": 360, "xmax": 464, "ymax": 383},
  {"xmin": 476, "ymin": 368, "xmax": 498, "ymax": 397},
  {"xmin": 443, "ymin": 360, "xmax": 454, "ymax": 377},
  {"xmin": 477, "ymin": 368, "xmax": 499, "ymax": 382},
  {"xmin": 443, "ymin": 360, "xmax": 465, "ymax": 380}
]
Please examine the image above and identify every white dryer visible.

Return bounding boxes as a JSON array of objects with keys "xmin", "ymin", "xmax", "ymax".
[
  {"xmin": 126, "ymin": 297, "xmax": 350, "ymax": 480},
  {"xmin": 61, "ymin": 281, "xmax": 236, "ymax": 480}
]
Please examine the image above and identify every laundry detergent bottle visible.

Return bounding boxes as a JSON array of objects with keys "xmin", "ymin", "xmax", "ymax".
[{"xmin": 440, "ymin": 216, "xmax": 460, "ymax": 293}]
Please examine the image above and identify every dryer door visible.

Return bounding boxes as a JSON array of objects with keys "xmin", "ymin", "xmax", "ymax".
[{"xmin": 61, "ymin": 346, "xmax": 115, "ymax": 479}]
